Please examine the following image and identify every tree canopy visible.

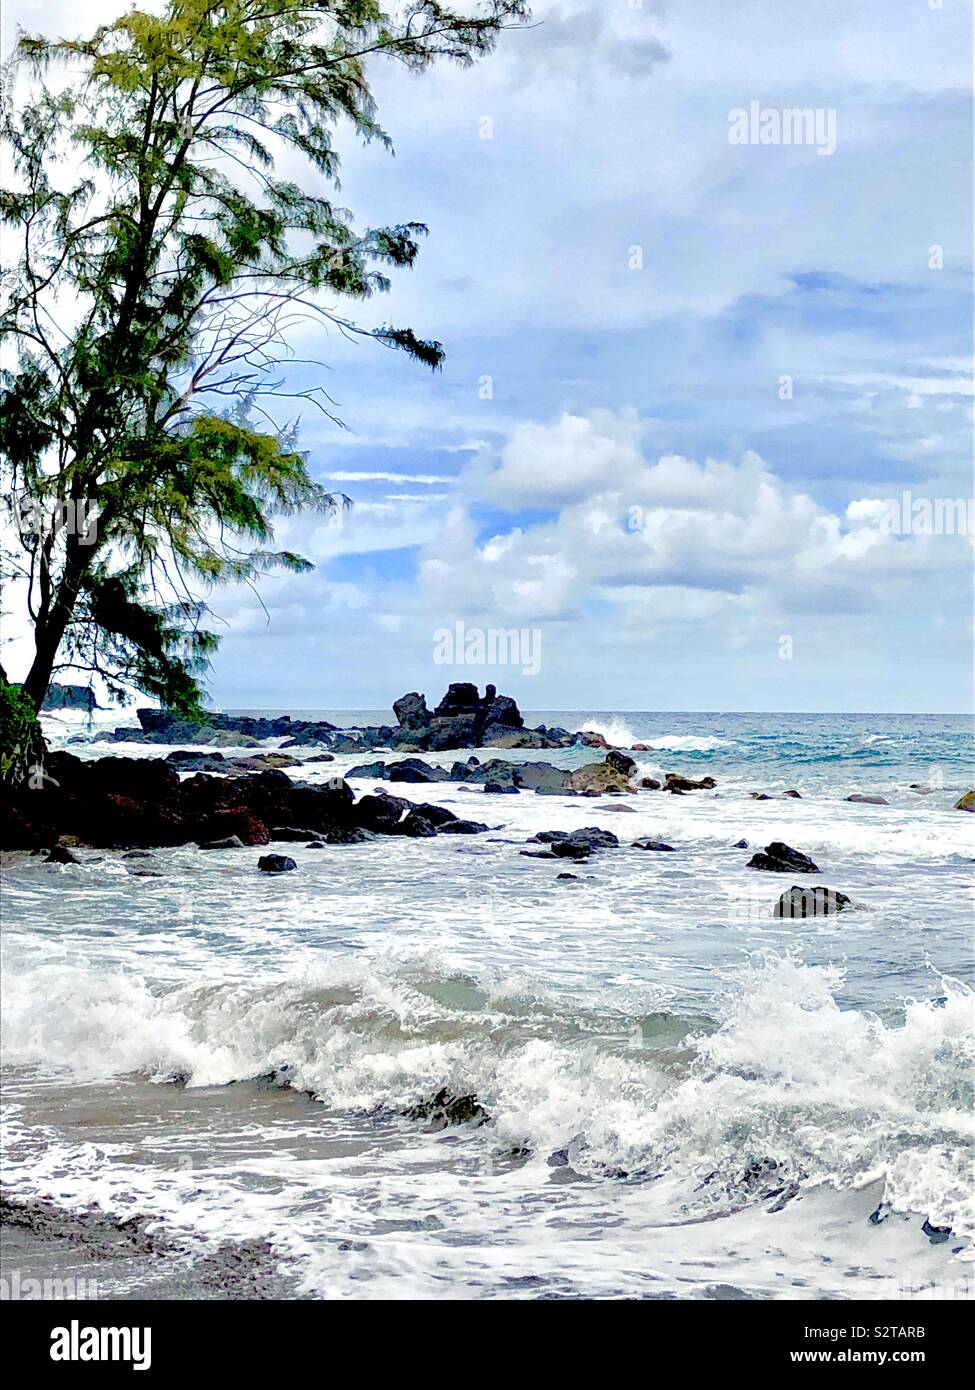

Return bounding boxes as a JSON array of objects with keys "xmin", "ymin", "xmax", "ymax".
[{"xmin": 0, "ymin": 0, "xmax": 527, "ymax": 720}]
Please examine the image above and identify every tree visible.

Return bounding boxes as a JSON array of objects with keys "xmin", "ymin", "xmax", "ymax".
[{"xmin": 0, "ymin": 0, "xmax": 527, "ymax": 723}]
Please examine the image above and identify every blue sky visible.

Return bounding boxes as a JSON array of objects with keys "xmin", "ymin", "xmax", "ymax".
[{"xmin": 5, "ymin": 0, "xmax": 973, "ymax": 712}]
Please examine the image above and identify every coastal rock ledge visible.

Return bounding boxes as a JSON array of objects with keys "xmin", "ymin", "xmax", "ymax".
[
  {"xmin": 89, "ymin": 684, "xmax": 584, "ymax": 754},
  {"xmin": 3, "ymin": 752, "xmax": 487, "ymax": 852}
]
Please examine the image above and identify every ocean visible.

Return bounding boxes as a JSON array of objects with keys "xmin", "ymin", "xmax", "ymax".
[{"xmin": 2, "ymin": 709, "xmax": 973, "ymax": 1300}]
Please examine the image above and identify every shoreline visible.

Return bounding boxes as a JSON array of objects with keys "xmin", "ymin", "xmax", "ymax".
[{"xmin": 0, "ymin": 1195, "xmax": 304, "ymax": 1302}]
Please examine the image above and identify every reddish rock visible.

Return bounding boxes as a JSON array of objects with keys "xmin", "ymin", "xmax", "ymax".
[
  {"xmin": 576, "ymin": 730, "xmax": 612, "ymax": 750},
  {"xmin": 196, "ymin": 808, "xmax": 270, "ymax": 846}
]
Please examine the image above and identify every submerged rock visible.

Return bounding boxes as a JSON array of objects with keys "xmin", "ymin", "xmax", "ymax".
[
  {"xmin": 845, "ymin": 793, "xmax": 888, "ymax": 805},
  {"xmin": 403, "ymin": 1088, "xmax": 488, "ymax": 1130},
  {"xmin": 257, "ymin": 853, "xmax": 296, "ymax": 873},
  {"xmin": 631, "ymin": 838, "xmax": 676, "ymax": 852},
  {"xmin": 198, "ymin": 835, "xmax": 245, "ymax": 850},
  {"xmin": 44, "ymin": 844, "xmax": 81, "ymax": 864},
  {"xmin": 664, "ymin": 773, "xmax": 716, "ymax": 793},
  {"xmin": 921, "ymin": 1218, "xmax": 952, "ymax": 1244},
  {"xmin": 747, "ymin": 841, "xmax": 820, "ymax": 874},
  {"xmin": 773, "ymin": 884, "xmax": 850, "ymax": 918},
  {"xmin": 528, "ymin": 827, "xmax": 619, "ymax": 861}
]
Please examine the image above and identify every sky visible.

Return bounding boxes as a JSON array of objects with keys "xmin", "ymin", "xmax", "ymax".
[{"xmin": 3, "ymin": 0, "xmax": 973, "ymax": 713}]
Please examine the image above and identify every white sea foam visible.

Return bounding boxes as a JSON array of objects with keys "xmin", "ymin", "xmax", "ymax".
[
  {"xmin": 2, "ymin": 952, "xmax": 971, "ymax": 1298},
  {"xmin": 5, "ymin": 710, "xmax": 972, "ymax": 1298}
]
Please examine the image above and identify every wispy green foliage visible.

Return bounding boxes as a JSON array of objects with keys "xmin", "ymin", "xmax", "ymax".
[{"xmin": 1, "ymin": 1, "xmax": 527, "ymax": 720}]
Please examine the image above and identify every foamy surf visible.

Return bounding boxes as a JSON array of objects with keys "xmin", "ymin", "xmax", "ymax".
[{"xmin": 3, "ymin": 708, "xmax": 972, "ymax": 1298}]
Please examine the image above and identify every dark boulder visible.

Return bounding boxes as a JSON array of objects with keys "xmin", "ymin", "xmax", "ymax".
[
  {"xmin": 387, "ymin": 758, "xmax": 450, "ymax": 784},
  {"xmin": 258, "ymin": 854, "xmax": 297, "ymax": 873},
  {"xmin": 450, "ymin": 758, "xmax": 479, "ymax": 779},
  {"xmin": 197, "ymin": 809, "xmax": 270, "ymax": 847},
  {"xmin": 165, "ymin": 750, "xmax": 228, "ymax": 772},
  {"xmin": 664, "ymin": 773, "xmax": 716, "ymax": 792},
  {"xmin": 394, "ymin": 811, "xmax": 438, "ymax": 838},
  {"xmin": 432, "ymin": 682, "xmax": 482, "ymax": 718},
  {"xmin": 269, "ymin": 826, "xmax": 321, "ymax": 842},
  {"xmin": 44, "ymin": 844, "xmax": 82, "ymax": 864},
  {"xmin": 409, "ymin": 802, "xmax": 459, "ymax": 828},
  {"xmin": 530, "ymin": 826, "xmax": 618, "ymax": 860},
  {"xmin": 86, "ymin": 793, "xmax": 187, "ymax": 848},
  {"xmin": 482, "ymin": 693, "xmax": 523, "ymax": 729},
  {"xmin": 551, "ymin": 838, "xmax": 594, "ymax": 860},
  {"xmin": 774, "ymin": 885, "xmax": 850, "ymax": 918},
  {"xmin": 393, "ymin": 691, "xmax": 430, "ymax": 730},
  {"xmin": 484, "ymin": 782, "xmax": 519, "ymax": 794},
  {"xmin": 606, "ymin": 749, "xmax": 637, "ymax": 777},
  {"xmin": 747, "ymin": 841, "xmax": 820, "ymax": 874},
  {"xmin": 574, "ymin": 730, "xmax": 613, "ymax": 749},
  {"xmin": 631, "ymin": 838, "xmax": 676, "ymax": 851},
  {"xmin": 346, "ymin": 761, "xmax": 389, "ymax": 780},
  {"xmin": 323, "ymin": 825, "xmax": 372, "ymax": 845},
  {"xmin": 86, "ymin": 755, "xmax": 181, "ymax": 802},
  {"xmin": 286, "ymin": 779, "xmax": 356, "ymax": 834},
  {"xmin": 438, "ymin": 819, "xmax": 488, "ymax": 834},
  {"xmin": 422, "ymin": 715, "xmax": 481, "ymax": 750},
  {"xmin": 354, "ymin": 793, "xmax": 406, "ymax": 833}
]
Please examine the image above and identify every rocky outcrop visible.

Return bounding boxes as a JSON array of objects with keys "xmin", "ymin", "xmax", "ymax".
[
  {"xmin": 774, "ymin": 885, "xmax": 850, "ymax": 918},
  {"xmin": 166, "ymin": 749, "xmax": 300, "ymax": 773},
  {"xmin": 41, "ymin": 684, "xmax": 98, "ymax": 712},
  {"xmin": 93, "ymin": 709, "xmax": 340, "ymax": 747},
  {"xmin": 384, "ymin": 682, "xmax": 570, "ymax": 753},
  {"xmin": 526, "ymin": 827, "xmax": 619, "ymax": 860},
  {"xmin": 954, "ymin": 791, "xmax": 975, "ymax": 812},
  {"xmin": 3, "ymin": 751, "xmax": 488, "ymax": 852},
  {"xmin": 747, "ymin": 841, "xmax": 820, "ymax": 874}
]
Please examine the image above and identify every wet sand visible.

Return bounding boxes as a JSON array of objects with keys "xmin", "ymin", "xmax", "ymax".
[{"xmin": 0, "ymin": 1195, "xmax": 304, "ymax": 1300}]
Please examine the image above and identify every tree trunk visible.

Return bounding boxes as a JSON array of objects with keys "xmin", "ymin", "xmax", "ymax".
[{"xmin": 21, "ymin": 539, "xmax": 90, "ymax": 711}]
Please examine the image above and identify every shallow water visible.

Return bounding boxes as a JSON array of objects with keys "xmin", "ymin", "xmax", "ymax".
[{"xmin": 2, "ymin": 710, "xmax": 973, "ymax": 1299}]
